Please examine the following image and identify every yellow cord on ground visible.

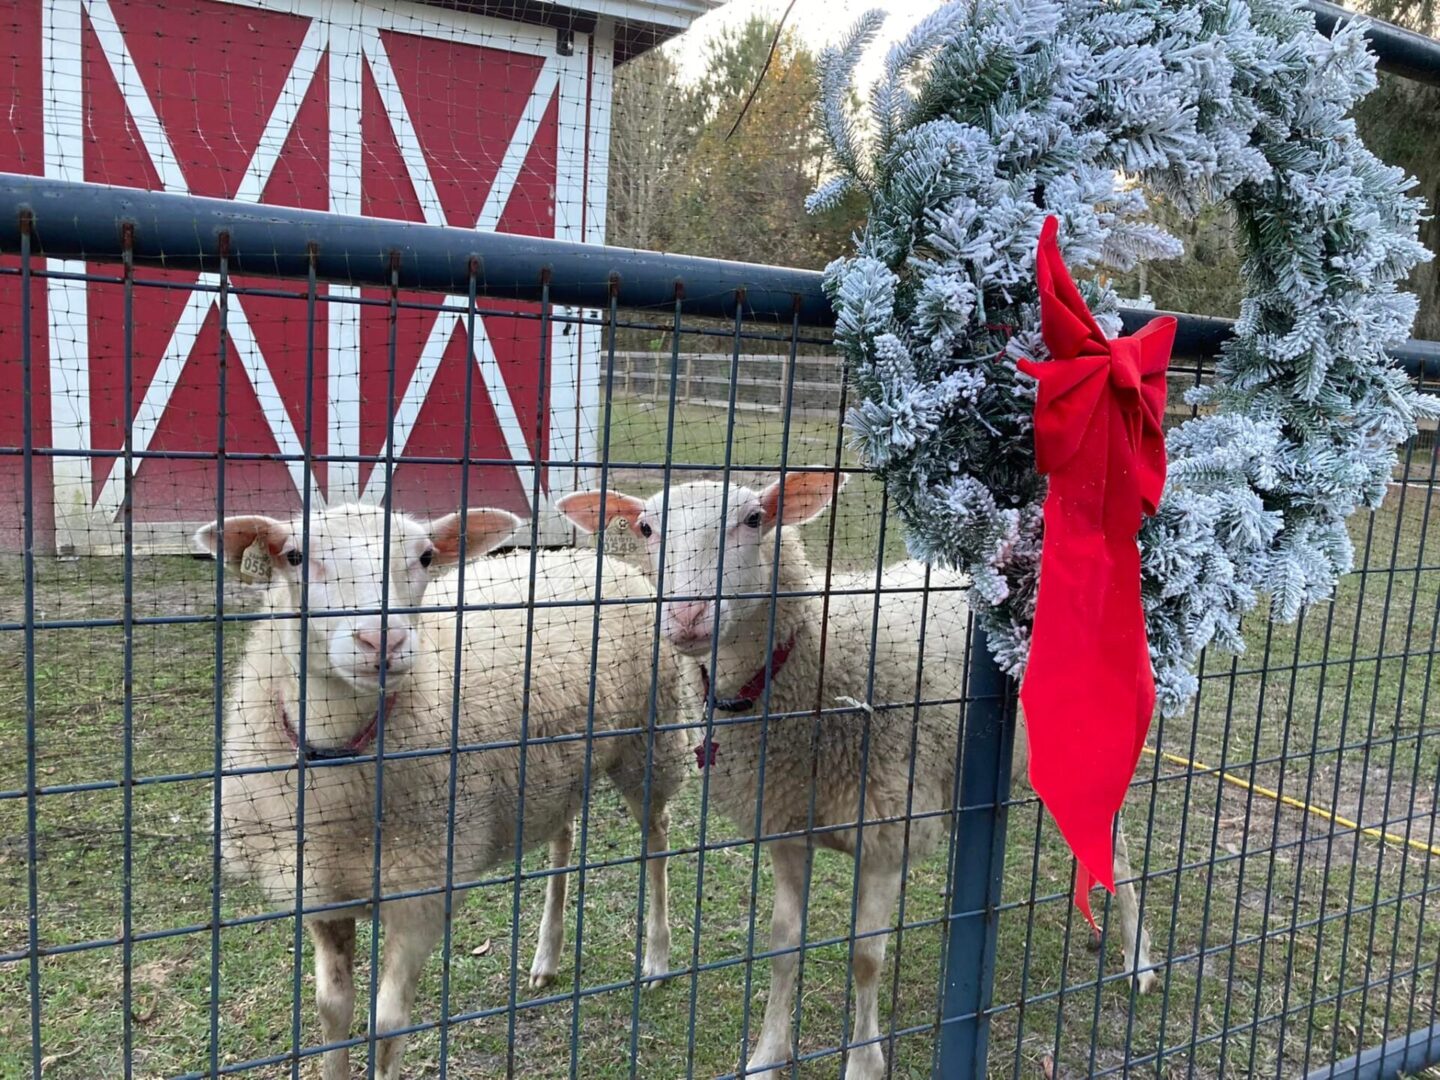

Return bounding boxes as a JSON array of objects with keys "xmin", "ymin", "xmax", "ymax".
[{"xmin": 1139, "ymin": 746, "xmax": 1440, "ymax": 859}]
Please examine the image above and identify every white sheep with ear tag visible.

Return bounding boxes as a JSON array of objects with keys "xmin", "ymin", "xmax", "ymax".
[{"xmin": 199, "ymin": 501, "xmax": 688, "ymax": 1080}]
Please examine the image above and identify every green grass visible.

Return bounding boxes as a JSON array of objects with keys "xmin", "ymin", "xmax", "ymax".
[{"xmin": 0, "ymin": 401, "xmax": 1437, "ymax": 1079}]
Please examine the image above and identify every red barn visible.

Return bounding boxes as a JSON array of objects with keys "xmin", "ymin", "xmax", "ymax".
[{"xmin": 1, "ymin": 0, "xmax": 714, "ymax": 553}]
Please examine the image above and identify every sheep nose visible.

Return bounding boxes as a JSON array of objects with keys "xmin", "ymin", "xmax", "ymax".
[
  {"xmin": 666, "ymin": 602, "xmax": 711, "ymax": 642},
  {"xmin": 355, "ymin": 627, "xmax": 409, "ymax": 661}
]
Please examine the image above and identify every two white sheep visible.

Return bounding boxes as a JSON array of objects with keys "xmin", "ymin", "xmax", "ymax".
[
  {"xmin": 558, "ymin": 473, "xmax": 1156, "ymax": 1080},
  {"xmin": 201, "ymin": 503, "xmax": 687, "ymax": 1080},
  {"xmin": 207, "ymin": 484, "xmax": 1157, "ymax": 1079}
]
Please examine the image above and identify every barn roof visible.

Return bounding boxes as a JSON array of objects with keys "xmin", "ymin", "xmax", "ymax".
[{"xmin": 417, "ymin": 0, "xmax": 724, "ymax": 63}]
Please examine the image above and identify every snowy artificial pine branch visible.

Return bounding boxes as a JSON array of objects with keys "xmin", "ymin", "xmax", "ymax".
[{"xmin": 812, "ymin": 0, "xmax": 1432, "ymax": 716}]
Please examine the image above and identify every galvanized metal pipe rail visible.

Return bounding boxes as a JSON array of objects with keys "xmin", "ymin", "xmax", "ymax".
[
  {"xmin": 2, "ymin": 174, "xmax": 1436, "ymax": 384},
  {"xmin": 1305, "ymin": 0, "xmax": 1440, "ymax": 87},
  {"xmin": 1306, "ymin": 1020, "xmax": 1440, "ymax": 1080}
]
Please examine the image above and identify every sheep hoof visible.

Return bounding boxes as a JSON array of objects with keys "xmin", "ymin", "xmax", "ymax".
[
  {"xmin": 640, "ymin": 966, "xmax": 672, "ymax": 991},
  {"xmin": 528, "ymin": 970, "xmax": 557, "ymax": 991},
  {"xmin": 1131, "ymin": 966, "xmax": 1158, "ymax": 995},
  {"xmin": 640, "ymin": 944, "xmax": 673, "ymax": 990},
  {"xmin": 742, "ymin": 1054, "xmax": 787, "ymax": 1080}
]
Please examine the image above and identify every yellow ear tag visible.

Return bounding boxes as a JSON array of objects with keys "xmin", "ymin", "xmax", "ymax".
[{"xmin": 238, "ymin": 539, "xmax": 273, "ymax": 584}]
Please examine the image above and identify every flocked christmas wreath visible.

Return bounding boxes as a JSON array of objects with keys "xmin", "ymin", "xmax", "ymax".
[{"xmin": 811, "ymin": 0, "xmax": 1438, "ymax": 717}]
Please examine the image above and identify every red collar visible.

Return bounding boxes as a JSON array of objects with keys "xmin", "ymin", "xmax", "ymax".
[
  {"xmin": 275, "ymin": 692, "xmax": 396, "ymax": 762},
  {"xmin": 699, "ymin": 634, "xmax": 797, "ymax": 713}
]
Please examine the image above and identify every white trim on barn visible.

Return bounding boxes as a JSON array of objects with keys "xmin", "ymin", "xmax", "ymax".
[
  {"xmin": 42, "ymin": 0, "xmax": 91, "ymax": 556},
  {"xmin": 32, "ymin": 0, "xmax": 696, "ymax": 554},
  {"xmin": 328, "ymin": 12, "xmax": 366, "ymax": 508},
  {"xmin": 578, "ymin": 18, "xmax": 615, "ymax": 496},
  {"xmin": 545, "ymin": 0, "xmax": 717, "ymax": 30},
  {"xmin": 547, "ymin": 34, "xmax": 593, "ymax": 524}
]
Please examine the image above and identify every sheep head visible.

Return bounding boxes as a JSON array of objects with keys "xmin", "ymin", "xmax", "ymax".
[
  {"xmin": 557, "ymin": 473, "xmax": 843, "ymax": 657},
  {"xmin": 196, "ymin": 503, "xmax": 520, "ymax": 691}
]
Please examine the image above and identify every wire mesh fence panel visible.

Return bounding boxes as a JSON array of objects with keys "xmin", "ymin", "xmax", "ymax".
[
  {"xmin": 5, "ymin": 210, "xmax": 1437, "ymax": 1080},
  {"xmin": 2, "ymin": 1, "xmax": 1440, "ymax": 1078},
  {"xmin": 989, "ymin": 364, "xmax": 1440, "ymax": 1080},
  {"xmin": 0, "ymin": 224, "xmax": 992, "ymax": 1080}
]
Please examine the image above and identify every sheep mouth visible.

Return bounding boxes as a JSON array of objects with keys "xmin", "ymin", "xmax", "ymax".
[
  {"xmin": 340, "ymin": 666, "xmax": 413, "ymax": 690},
  {"xmin": 666, "ymin": 634, "xmax": 715, "ymax": 657}
]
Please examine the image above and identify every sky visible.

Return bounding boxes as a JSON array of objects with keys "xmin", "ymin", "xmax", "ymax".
[
  {"xmin": 663, "ymin": 0, "xmax": 938, "ymax": 87},
  {"xmin": 660, "ymin": 0, "xmax": 1372, "ymax": 87}
]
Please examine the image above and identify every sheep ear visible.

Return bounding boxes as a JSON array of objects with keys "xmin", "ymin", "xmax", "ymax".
[
  {"xmin": 429, "ymin": 508, "xmax": 521, "ymax": 563},
  {"xmin": 759, "ymin": 471, "xmax": 847, "ymax": 528},
  {"xmin": 555, "ymin": 490, "xmax": 647, "ymax": 537},
  {"xmin": 194, "ymin": 515, "xmax": 295, "ymax": 564}
]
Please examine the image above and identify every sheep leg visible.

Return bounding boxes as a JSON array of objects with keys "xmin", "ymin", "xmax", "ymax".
[
  {"xmin": 310, "ymin": 917, "xmax": 357, "ymax": 1080},
  {"xmin": 845, "ymin": 859, "xmax": 902, "ymax": 1080},
  {"xmin": 1010, "ymin": 714, "xmax": 1029, "ymax": 788},
  {"xmin": 1113, "ymin": 815, "xmax": 1158, "ymax": 994},
  {"xmin": 622, "ymin": 790, "xmax": 673, "ymax": 987},
  {"xmin": 745, "ymin": 841, "xmax": 808, "ymax": 1080},
  {"xmin": 529, "ymin": 821, "xmax": 574, "ymax": 990},
  {"xmin": 372, "ymin": 898, "xmax": 444, "ymax": 1080}
]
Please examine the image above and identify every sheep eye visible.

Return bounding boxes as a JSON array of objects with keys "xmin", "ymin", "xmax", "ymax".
[
  {"xmin": 418, "ymin": 548, "xmax": 435, "ymax": 569},
  {"xmin": 744, "ymin": 511, "xmax": 763, "ymax": 529},
  {"xmin": 285, "ymin": 549, "xmax": 303, "ymax": 567},
  {"xmin": 639, "ymin": 521, "xmax": 653, "ymax": 539}
]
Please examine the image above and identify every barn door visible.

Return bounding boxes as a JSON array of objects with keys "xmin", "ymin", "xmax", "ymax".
[{"xmin": 21, "ymin": 0, "xmax": 606, "ymax": 554}]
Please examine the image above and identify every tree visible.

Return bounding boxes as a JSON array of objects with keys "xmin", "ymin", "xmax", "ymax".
[
  {"xmin": 1352, "ymin": 0, "xmax": 1440, "ymax": 339},
  {"xmin": 661, "ymin": 21, "xmax": 866, "ymax": 268},
  {"xmin": 605, "ymin": 17, "xmax": 865, "ymax": 268},
  {"xmin": 606, "ymin": 50, "xmax": 693, "ymax": 250},
  {"xmin": 1115, "ymin": 200, "xmax": 1244, "ymax": 317}
]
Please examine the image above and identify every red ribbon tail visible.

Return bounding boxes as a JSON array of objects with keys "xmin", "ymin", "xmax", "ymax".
[{"xmin": 1073, "ymin": 864, "xmax": 1112, "ymax": 932}]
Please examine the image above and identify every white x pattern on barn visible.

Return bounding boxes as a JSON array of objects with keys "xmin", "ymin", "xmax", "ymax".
[{"xmin": 40, "ymin": 0, "xmax": 601, "ymax": 548}]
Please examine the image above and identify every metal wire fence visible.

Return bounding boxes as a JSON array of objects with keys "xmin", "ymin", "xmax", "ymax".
[
  {"xmin": 1, "ymin": 175, "xmax": 1437, "ymax": 1080},
  {"xmin": 4, "ymin": 2, "xmax": 1439, "ymax": 1077}
]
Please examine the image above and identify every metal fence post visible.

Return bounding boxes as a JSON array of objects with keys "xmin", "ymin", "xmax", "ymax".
[
  {"xmin": 936, "ymin": 625, "xmax": 1016, "ymax": 1078},
  {"xmin": 1305, "ymin": 1021, "xmax": 1440, "ymax": 1080}
]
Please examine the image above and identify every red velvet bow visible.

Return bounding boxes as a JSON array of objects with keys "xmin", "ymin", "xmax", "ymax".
[{"xmin": 1016, "ymin": 216, "xmax": 1176, "ymax": 928}]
